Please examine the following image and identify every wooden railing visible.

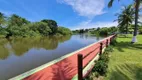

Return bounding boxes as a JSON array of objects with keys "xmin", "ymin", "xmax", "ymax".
[
  {"xmin": 10, "ymin": 34, "xmax": 116, "ymax": 80},
  {"xmin": 77, "ymin": 34, "xmax": 116, "ymax": 80}
]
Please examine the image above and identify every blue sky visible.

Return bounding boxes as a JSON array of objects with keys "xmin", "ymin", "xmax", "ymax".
[{"xmin": 0, "ymin": 0, "xmax": 134, "ymax": 30}]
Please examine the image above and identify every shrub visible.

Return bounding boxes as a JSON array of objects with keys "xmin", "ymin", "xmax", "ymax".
[
  {"xmin": 105, "ymin": 46, "xmax": 114, "ymax": 53},
  {"xmin": 91, "ymin": 46, "xmax": 114, "ymax": 76},
  {"xmin": 84, "ymin": 72, "xmax": 99, "ymax": 80},
  {"xmin": 110, "ymin": 38, "xmax": 117, "ymax": 46},
  {"xmin": 99, "ymin": 53, "xmax": 109, "ymax": 63},
  {"xmin": 85, "ymin": 45, "xmax": 114, "ymax": 79},
  {"xmin": 93, "ymin": 60, "xmax": 108, "ymax": 76}
]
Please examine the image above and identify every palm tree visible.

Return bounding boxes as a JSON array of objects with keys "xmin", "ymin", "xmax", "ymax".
[
  {"xmin": 108, "ymin": 0, "xmax": 141, "ymax": 43},
  {"xmin": 117, "ymin": 5, "xmax": 134, "ymax": 34},
  {"xmin": 132, "ymin": 0, "xmax": 140, "ymax": 43}
]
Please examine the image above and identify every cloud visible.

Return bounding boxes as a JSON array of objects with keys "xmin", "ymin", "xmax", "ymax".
[
  {"xmin": 71, "ymin": 20, "xmax": 118, "ymax": 30},
  {"xmin": 57, "ymin": 0, "xmax": 106, "ymax": 18}
]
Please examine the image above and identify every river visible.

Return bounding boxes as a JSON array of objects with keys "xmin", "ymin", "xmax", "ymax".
[{"xmin": 0, "ymin": 34, "xmax": 103, "ymax": 80}]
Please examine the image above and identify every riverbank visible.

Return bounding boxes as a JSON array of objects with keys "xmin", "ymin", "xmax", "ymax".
[{"xmin": 105, "ymin": 34, "xmax": 142, "ymax": 80}]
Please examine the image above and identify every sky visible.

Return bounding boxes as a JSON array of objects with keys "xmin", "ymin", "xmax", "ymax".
[{"xmin": 0, "ymin": 0, "xmax": 134, "ymax": 30}]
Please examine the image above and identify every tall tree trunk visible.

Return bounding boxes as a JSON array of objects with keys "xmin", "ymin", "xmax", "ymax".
[
  {"xmin": 126, "ymin": 24, "xmax": 128, "ymax": 34},
  {"xmin": 132, "ymin": 0, "xmax": 140, "ymax": 43}
]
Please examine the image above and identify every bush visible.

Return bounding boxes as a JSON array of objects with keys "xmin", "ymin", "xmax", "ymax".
[
  {"xmin": 110, "ymin": 38, "xmax": 117, "ymax": 46},
  {"xmin": 84, "ymin": 72, "xmax": 99, "ymax": 80},
  {"xmin": 92, "ymin": 46, "xmax": 114, "ymax": 76},
  {"xmin": 99, "ymin": 53, "xmax": 109, "ymax": 63},
  {"xmin": 84, "ymin": 45, "xmax": 114, "ymax": 79},
  {"xmin": 100, "ymin": 46, "xmax": 114, "ymax": 63},
  {"xmin": 104, "ymin": 46, "xmax": 114, "ymax": 53},
  {"xmin": 93, "ymin": 60, "xmax": 108, "ymax": 76}
]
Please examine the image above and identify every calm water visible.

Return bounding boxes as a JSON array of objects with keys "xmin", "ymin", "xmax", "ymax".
[{"xmin": 0, "ymin": 35, "xmax": 103, "ymax": 80}]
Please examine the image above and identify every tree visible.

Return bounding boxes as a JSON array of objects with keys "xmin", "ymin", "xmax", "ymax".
[
  {"xmin": 117, "ymin": 5, "xmax": 134, "ymax": 34},
  {"xmin": 0, "ymin": 12, "xmax": 5, "ymax": 26},
  {"xmin": 132, "ymin": 0, "xmax": 140, "ymax": 43},
  {"xmin": 36, "ymin": 22, "xmax": 51, "ymax": 36},
  {"xmin": 29, "ymin": 22, "xmax": 52, "ymax": 36},
  {"xmin": 0, "ymin": 26, "xmax": 8, "ymax": 37},
  {"xmin": 0, "ymin": 12, "xmax": 71, "ymax": 37},
  {"xmin": 99, "ymin": 27, "xmax": 109, "ymax": 36},
  {"xmin": 57, "ymin": 27, "xmax": 72, "ymax": 35},
  {"xmin": 8, "ymin": 14, "xmax": 30, "ymax": 27},
  {"xmin": 108, "ymin": 26, "xmax": 118, "ymax": 34},
  {"xmin": 108, "ymin": 0, "xmax": 141, "ymax": 43},
  {"xmin": 41, "ymin": 19, "xmax": 58, "ymax": 34}
]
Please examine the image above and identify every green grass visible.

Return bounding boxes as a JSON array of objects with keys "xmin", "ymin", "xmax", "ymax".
[{"xmin": 105, "ymin": 34, "xmax": 142, "ymax": 80}]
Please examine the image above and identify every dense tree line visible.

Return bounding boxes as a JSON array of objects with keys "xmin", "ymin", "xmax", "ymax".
[
  {"xmin": 0, "ymin": 12, "xmax": 72, "ymax": 38},
  {"xmin": 72, "ymin": 27, "xmax": 118, "ymax": 36},
  {"xmin": 72, "ymin": 24, "xmax": 142, "ymax": 36}
]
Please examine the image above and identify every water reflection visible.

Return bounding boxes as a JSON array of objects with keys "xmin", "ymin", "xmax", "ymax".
[
  {"xmin": 0, "ymin": 39, "xmax": 9, "ymax": 59},
  {"xmin": 0, "ymin": 35, "xmax": 71, "ymax": 60},
  {"xmin": 77, "ymin": 34, "xmax": 101, "ymax": 41}
]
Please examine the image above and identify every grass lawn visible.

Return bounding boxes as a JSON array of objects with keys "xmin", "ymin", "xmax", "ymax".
[{"xmin": 105, "ymin": 34, "xmax": 142, "ymax": 80}]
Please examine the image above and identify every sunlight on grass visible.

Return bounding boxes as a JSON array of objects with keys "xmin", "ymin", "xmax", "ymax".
[{"xmin": 105, "ymin": 34, "xmax": 142, "ymax": 80}]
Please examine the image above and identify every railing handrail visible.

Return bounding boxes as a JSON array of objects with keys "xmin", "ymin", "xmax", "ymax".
[
  {"xmin": 10, "ymin": 34, "xmax": 116, "ymax": 80},
  {"xmin": 83, "ymin": 46, "xmax": 100, "ymax": 59},
  {"xmin": 77, "ymin": 34, "xmax": 116, "ymax": 80}
]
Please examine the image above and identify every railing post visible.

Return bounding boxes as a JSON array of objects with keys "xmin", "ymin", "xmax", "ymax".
[
  {"xmin": 110, "ymin": 37, "xmax": 112, "ymax": 43},
  {"xmin": 106, "ymin": 39, "xmax": 109, "ymax": 47},
  {"xmin": 114, "ymin": 34, "xmax": 117, "ymax": 39},
  {"xmin": 100, "ymin": 42, "xmax": 103, "ymax": 54},
  {"xmin": 78, "ymin": 54, "xmax": 83, "ymax": 80}
]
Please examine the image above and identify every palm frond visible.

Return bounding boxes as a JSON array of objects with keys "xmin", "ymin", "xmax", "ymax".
[
  {"xmin": 108, "ymin": 0, "xmax": 120, "ymax": 8},
  {"xmin": 108, "ymin": 0, "xmax": 114, "ymax": 8}
]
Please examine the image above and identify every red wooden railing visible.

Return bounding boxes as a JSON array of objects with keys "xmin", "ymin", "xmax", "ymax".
[
  {"xmin": 11, "ymin": 34, "xmax": 116, "ymax": 80},
  {"xmin": 77, "ymin": 34, "xmax": 116, "ymax": 80}
]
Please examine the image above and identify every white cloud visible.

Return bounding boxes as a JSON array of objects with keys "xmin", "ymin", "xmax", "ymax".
[
  {"xmin": 57, "ymin": 0, "xmax": 106, "ymax": 18},
  {"xmin": 57, "ymin": 0, "xmax": 111, "ymax": 30},
  {"xmin": 71, "ymin": 20, "xmax": 118, "ymax": 30}
]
